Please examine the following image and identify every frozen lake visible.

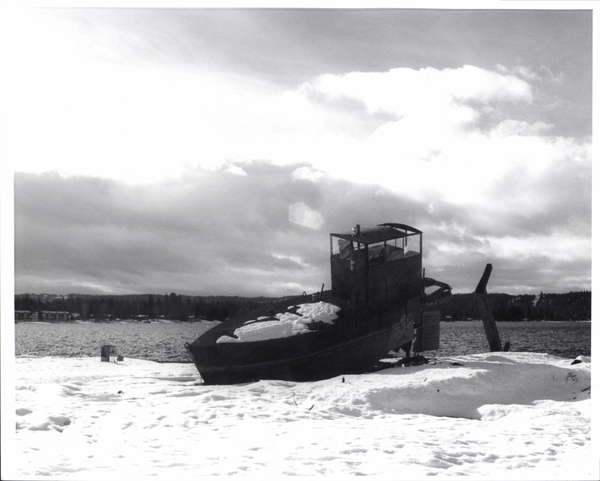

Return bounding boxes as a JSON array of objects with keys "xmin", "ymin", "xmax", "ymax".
[{"xmin": 15, "ymin": 320, "xmax": 591, "ymax": 362}]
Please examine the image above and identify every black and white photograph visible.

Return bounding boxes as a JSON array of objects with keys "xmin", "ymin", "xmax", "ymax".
[{"xmin": 1, "ymin": 3, "xmax": 595, "ymax": 479}]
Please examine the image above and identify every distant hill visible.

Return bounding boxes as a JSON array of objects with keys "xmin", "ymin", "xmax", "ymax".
[{"xmin": 15, "ymin": 290, "xmax": 591, "ymax": 322}]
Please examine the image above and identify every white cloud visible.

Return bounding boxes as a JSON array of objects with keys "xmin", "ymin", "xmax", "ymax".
[
  {"xmin": 287, "ymin": 65, "xmax": 589, "ymax": 213},
  {"xmin": 5, "ymin": 46, "xmax": 590, "ymax": 234},
  {"xmin": 264, "ymin": 91, "xmax": 326, "ymax": 132},
  {"xmin": 271, "ymin": 253, "xmax": 310, "ymax": 269},
  {"xmin": 440, "ymin": 65, "xmax": 533, "ymax": 104},
  {"xmin": 492, "ymin": 120, "xmax": 554, "ymax": 137},
  {"xmin": 4, "ymin": 11, "xmax": 583, "ymax": 211},
  {"xmin": 513, "ymin": 66, "xmax": 542, "ymax": 81},
  {"xmin": 303, "ymin": 65, "xmax": 532, "ymax": 118},
  {"xmin": 223, "ymin": 163, "xmax": 248, "ymax": 176},
  {"xmin": 291, "ymin": 166, "xmax": 326, "ymax": 183}
]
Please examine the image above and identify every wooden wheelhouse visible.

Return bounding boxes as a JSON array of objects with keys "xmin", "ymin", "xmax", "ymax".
[{"xmin": 330, "ymin": 223, "xmax": 423, "ymax": 311}]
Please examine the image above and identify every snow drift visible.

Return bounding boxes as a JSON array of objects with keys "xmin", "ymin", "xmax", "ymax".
[{"xmin": 7, "ymin": 352, "xmax": 594, "ymax": 479}]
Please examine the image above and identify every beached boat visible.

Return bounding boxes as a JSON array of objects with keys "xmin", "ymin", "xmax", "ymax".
[{"xmin": 185, "ymin": 223, "xmax": 451, "ymax": 384}]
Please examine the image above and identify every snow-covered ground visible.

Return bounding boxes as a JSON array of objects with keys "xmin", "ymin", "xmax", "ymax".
[{"xmin": 5, "ymin": 352, "xmax": 595, "ymax": 479}]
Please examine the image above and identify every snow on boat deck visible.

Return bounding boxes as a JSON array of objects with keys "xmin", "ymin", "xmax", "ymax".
[{"xmin": 217, "ymin": 301, "xmax": 341, "ymax": 343}]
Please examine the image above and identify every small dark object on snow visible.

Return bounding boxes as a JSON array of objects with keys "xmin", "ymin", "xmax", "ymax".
[
  {"xmin": 571, "ymin": 359, "xmax": 582, "ymax": 365},
  {"xmin": 117, "ymin": 390, "xmax": 123, "ymax": 394},
  {"xmin": 342, "ymin": 377, "xmax": 345, "ymax": 383},
  {"xmin": 101, "ymin": 345, "xmax": 116, "ymax": 362},
  {"xmin": 117, "ymin": 355, "xmax": 124, "ymax": 361}
]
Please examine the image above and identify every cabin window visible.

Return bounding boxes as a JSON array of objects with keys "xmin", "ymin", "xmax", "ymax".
[
  {"xmin": 332, "ymin": 238, "xmax": 353, "ymax": 259},
  {"xmin": 367, "ymin": 242, "xmax": 386, "ymax": 265},
  {"xmin": 402, "ymin": 233, "xmax": 421, "ymax": 257},
  {"xmin": 331, "ymin": 232, "xmax": 421, "ymax": 265},
  {"xmin": 384, "ymin": 235, "xmax": 421, "ymax": 262},
  {"xmin": 386, "ymin": 243, "xmax": 404, "ymax": 260},
  {"xmin": 338, "ymin": 239, "xmax": 353, "ymax": 260}
]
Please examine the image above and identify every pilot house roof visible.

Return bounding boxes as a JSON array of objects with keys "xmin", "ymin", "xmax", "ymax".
[{"xmin": 330, "ymin": 223, "xmax": 421, "ymax": 245}]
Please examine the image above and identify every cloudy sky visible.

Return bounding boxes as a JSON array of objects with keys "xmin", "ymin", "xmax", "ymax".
[{"xmin": 2, "ymin": 6, "xmax": 593, "ymax": 297}]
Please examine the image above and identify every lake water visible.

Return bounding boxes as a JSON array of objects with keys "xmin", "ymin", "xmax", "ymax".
[{"xmin": 15, "ymin": 320, "xmax": 591, "ymax": 362}]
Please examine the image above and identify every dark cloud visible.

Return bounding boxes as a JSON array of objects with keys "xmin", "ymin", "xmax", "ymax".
[
  {"xmin": 14, "ymin": 160, "xmax": 591, "ymax": 296},
  {"xmin": 15, "ymin": 165, "xmax": 333, "ymax": 296}
]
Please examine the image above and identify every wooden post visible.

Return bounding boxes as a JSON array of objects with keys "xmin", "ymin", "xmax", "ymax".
[{"xmin": 473, "ymin": 264, "xmax": 503, "ymax": 352}]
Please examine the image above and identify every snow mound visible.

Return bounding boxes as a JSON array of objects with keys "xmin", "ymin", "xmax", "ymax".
[{"xmin": 281, "ymin": 352, "xmax": 591, "ymax": 421}]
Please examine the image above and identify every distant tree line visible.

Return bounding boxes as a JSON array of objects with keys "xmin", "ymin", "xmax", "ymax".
[
  {"xmin": 426, "ymin": 291, "xmax": 591, "ymax": 322},
  {"xmin": 14, "ymin": 293, "xmax": 278, "ymax": 322},
  {"xmin": 15, "ymin": 290, "xmax": 591, "ymax": 322}
]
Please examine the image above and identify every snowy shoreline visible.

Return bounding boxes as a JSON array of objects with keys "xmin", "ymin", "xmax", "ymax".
[{"xmin": 5, "ymin": 352, "xmax": 595, "ymax": 479}]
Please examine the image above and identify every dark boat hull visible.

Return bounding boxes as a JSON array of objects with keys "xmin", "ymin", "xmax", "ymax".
[{"xmin": 185, "ymin": 294, "xmax": 417, "ymax": 384}]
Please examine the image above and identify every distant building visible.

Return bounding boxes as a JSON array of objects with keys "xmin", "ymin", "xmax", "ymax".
[
  {"xmin": 31, "ymin": 311, "xmax": 71, "ymax": 322},
  {"xmin": 15, "ymin": 310, "xmax": 31, "ymax": 321}
]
